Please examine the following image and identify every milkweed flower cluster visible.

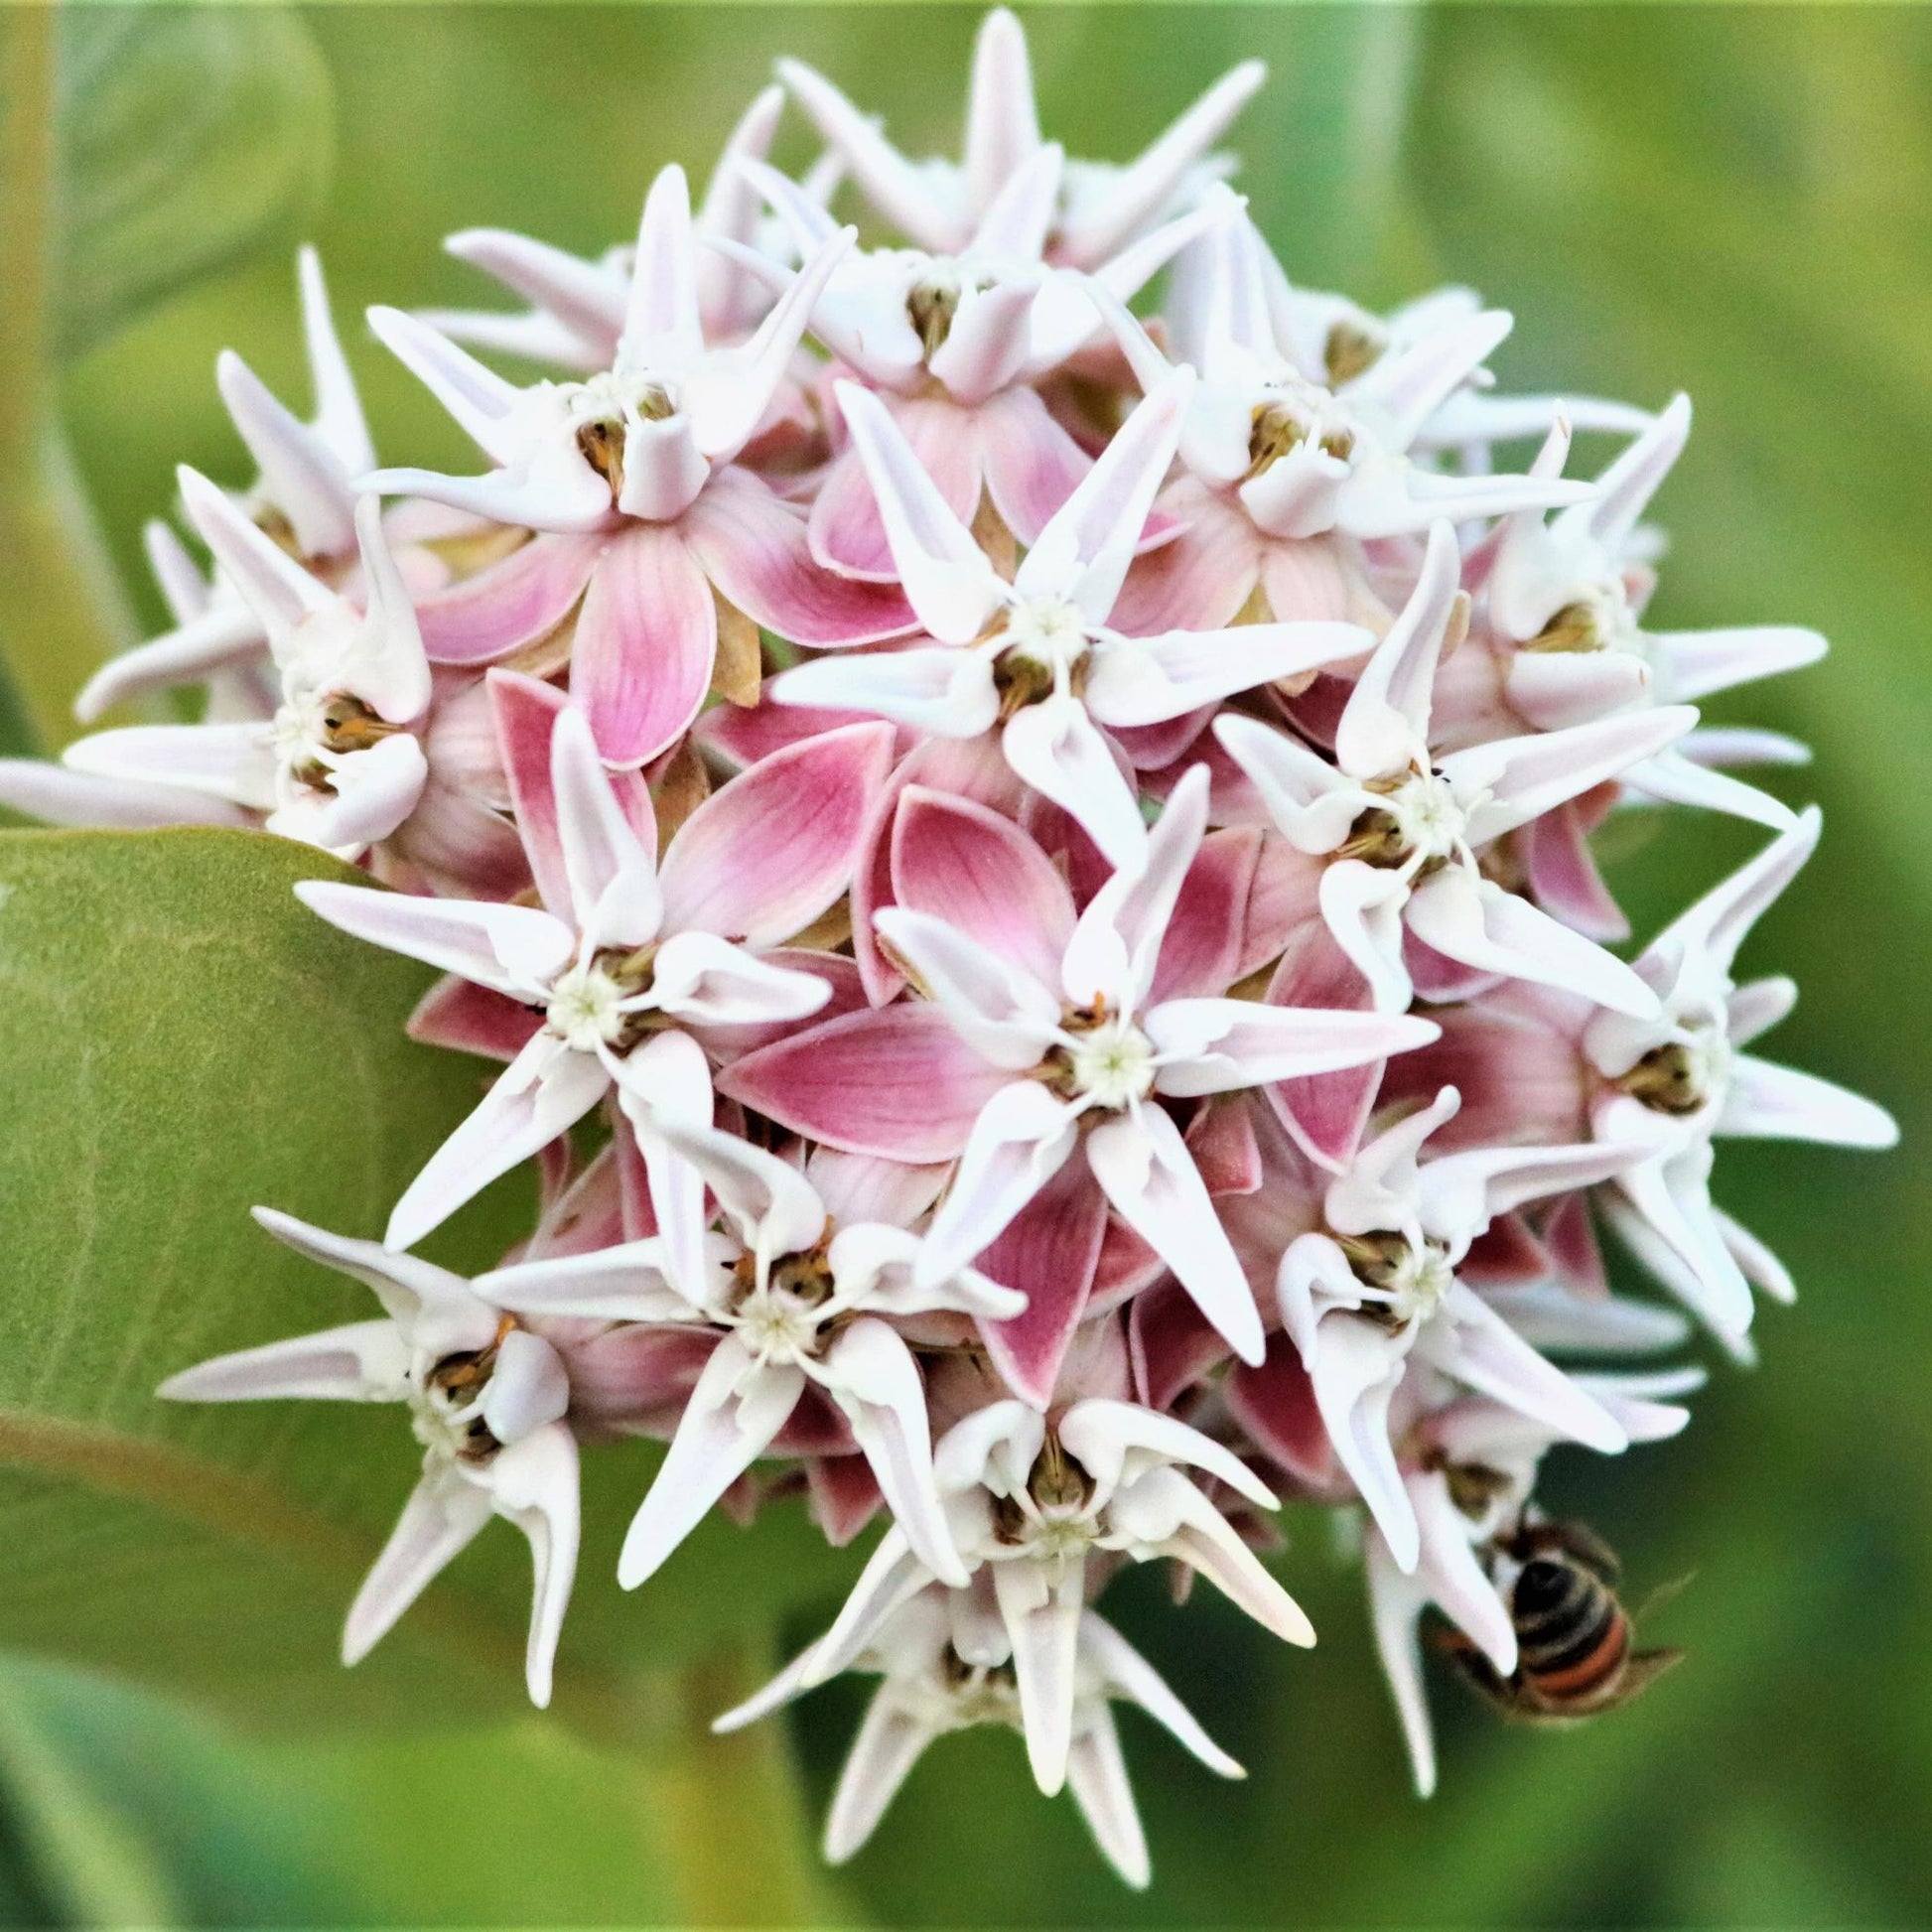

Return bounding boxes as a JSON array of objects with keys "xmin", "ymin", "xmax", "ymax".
[{"xmin": 3, "ymin": 11, "xmax": 1896, "ymax": 1887}]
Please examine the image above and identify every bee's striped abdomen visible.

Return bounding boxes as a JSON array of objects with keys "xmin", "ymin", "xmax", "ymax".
[{"xmin": 1511, "ymin": 1557, "xmax": 1629, "ymax": 1706}]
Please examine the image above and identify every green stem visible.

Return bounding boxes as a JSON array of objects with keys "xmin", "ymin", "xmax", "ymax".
[
  {"xmin": 0, "ymin": 4, "xmax": 135, "ymax": 754},
  {"xmin": 633, "ymin": 1644, "xmax": 849, "ymax": 1929}
]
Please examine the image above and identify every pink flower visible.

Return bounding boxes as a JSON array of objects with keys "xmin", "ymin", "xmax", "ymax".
[
  {"xmin": 735, "ymin": 143, "xmax": 1227, "ymax": 578},
  {"xmin": 363, "ymin": 166, "xmax": 915, "ymax": 765},
  {"xmin": 298, "ymin": 672, "xmax": 891, "ymax": 1252},
  {"xmin": 776, "ymin": 376, "xmax": 1369, "ymax": 868},
  {"xmin": 1217, "ymin": 521, "xmax": 1697, "ymax": 1016},
  {"xmin": 721, "ymin": 766, "xmax": 1436, "ymax": 1394}
]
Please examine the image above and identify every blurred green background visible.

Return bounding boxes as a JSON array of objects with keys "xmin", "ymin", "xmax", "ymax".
[{"xmin": 1, "ymin": 3, "xmax": 1927, "ymax": 1925}]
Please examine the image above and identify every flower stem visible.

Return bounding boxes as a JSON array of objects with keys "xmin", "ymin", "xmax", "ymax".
[
  {"xmin": 0, "ymin": 4, "xmax": 136, "ymax": 754},
  {"xmin": 633, "ymin": 1643, "xmax": 847, "ymax": 1929}
]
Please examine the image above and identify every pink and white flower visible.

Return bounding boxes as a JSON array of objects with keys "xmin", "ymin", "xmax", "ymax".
[
  {"xmin": 298, "ymin": 675, "xmax": 890, "ymax": 1250},
  {"xmin": 63, "ymin": 472, "xmax": 435, "ymax": 859},
  {"xmin": 723, "ymin": 767, "xmax": 1436, "ymax": 1385},
  {"xmin": 778, "ymin": 8, "xmax": 1265, "ymax": 270},
  {"xmin": 1277, "ymin": 1085, "xmax": 1647, "ymax": 1570},
  {"xmin": 478, "ymin": 1118, "xmax": 1023, "ymax": 1591},
  {"xmin": 363, "ymin": 165, "xmax": 914, "ymax": 765},
  {"xmin": 158, "ymin": 1208, "xmax": 579, "ymax": 1707},
  {"xmin": 764, "ymin": 1394, "xmax": 1310, "ymax": 1797},
  {"xmin": 1584, "ymin": 808, "xmax": 1896, "ymax": 1345},
  {"xmin": 776, "ymin": 376, "xmax": 1370, "ymax": 868},
  {"xmin": 1486, "ymin": 403, "xmax": 1826, "ymax": 827},
  {"xmin": 1217, "ymin": 521, "xmax": 1697, "ymax": 1016},
  {"xmin": 716, "ymin": 1586, "xmax": 1244, "ymax": 1887}
]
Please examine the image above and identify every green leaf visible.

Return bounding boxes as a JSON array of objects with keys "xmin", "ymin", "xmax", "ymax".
[
  {"xmin": 0, "ymin": 828, "xmax": 862, "ymax": 1739},
  {"xmin": 53, "ymin": 6, "xmax": 334, "ymax": 361}
]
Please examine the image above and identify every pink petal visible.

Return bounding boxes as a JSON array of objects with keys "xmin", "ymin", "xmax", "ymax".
[
  {"xmin": 1129, "ymin": 1280, "xmax": 1231, "ymax": 1412},
  {"xmin": 977, "ymin": 385, "xmax": 1095, "ymax": 546},
  {"xmin": 1150, "ymin": 826, "xmax": 1260, "ymax": 1004},
  {"xmin": 1108, "ymin": 707, "xmax": 1217, "ymax": 773},
  {"xmin": 808, "ymin": 394, "xmax": 986, "ymax": 582},
  {"xmin": 1542, "ymin": 1190, "xmax": 1610, "ymax": 1299},
  {"xmin": 975, "ymin": 1157, "xmax": 1110, "ymax": 1408},
  {"xmin": 716, "ymin": 1003, "xmax": 1014, "ymax": 1161},
  {"xmin": 565, "ymin": 1324, "xmax": 718, "ymax": 1437},
  {"xmin": 854, "ymin": 734, "xmax": 1024, "ymax": 1005},
  {"xmin": 1226, "ymin": 1337, "xmax": 1339, "ymax": 1493},
  {"xmin": 415, "ymin": 534, "xmax": 602, "ymax": 666},
  {"xmin": 488, "ymin": 668, "xmax": 653, "ymax": 923},
  {"xmin": 680, "ymin": 469, "xmax": 915, "ymax": 645},
  {"xmin": 890, "ymin": 786, "xmax": 1076, "ymax": 988},
  {"xmin": 698, "ymin": 683, "xmax": 915, "ymax": 769},
  {"xmin": 659, "ymin": 721, "xmax": 893, "ymax": 945},
  {"xmin": 1523, "ymin": 800, "xmax": 1630, "ymax": 943},
  {"xmin": 1263, "ymin": 925, "xmax": 1384, "ymax": 1172},
  {"xmin": 573, "ymin": 525, "xmax": 716, "ymax": 767},
  {"xmin": 1109, "ymin": 484, "xmax": 1261, "ymax": 635},
  {"xmin": 1185, "ymin": 1096, "xmax": 1263, "ymax": 1198},
  {"xmin": 407, "ymin": 976, "xmax": 544, "ymax": 1064},
  {"xmin": 1459, "ymin": 1212, "xmax": 1555, "ymax": 1288},
  {"xmin": 806, "ymin": 1454, "xmax": 884, "ymax": 1547}
]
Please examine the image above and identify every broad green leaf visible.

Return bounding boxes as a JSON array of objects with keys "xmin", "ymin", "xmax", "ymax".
[
  {"xmin": 0, "ymin": 828, "xmax": 862, "ymax": 1739},
  {"xmin": 53, "ymin": 6, "xmax": 334, "ymax": 361}
]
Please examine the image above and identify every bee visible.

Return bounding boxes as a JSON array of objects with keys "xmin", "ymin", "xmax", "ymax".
[{"xmin": 1441, "ymin": 1517, "xmax": 1684, "ymax": 1724}]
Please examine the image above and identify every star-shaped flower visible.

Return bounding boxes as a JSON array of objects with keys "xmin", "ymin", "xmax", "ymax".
[
  {"xmin": 715, "ymin": 1586, "xmax": 1244, "ymax": 1887},
  {"xmin": 778, "ymin": 7, "xmax": 1265, "ymax": 270},
  {"xmin": 1218, "ymin": 520, "xmax": 1698, "ymax": 1016},
  {"xmin": 1583, "ymin": 808, "xmax": 1896, "ymax": 1346},
  {"xmin": 64, "ymin": 471, "xmax": 433, "ymax": 858},
  {"xmin": 1277, "ymin": 1085, "xmax": 1645, "ymax": 1570},
  {"xmin": 479, "ymin": 1119, "xmax": 1023, "ymax": 1590},
  {"xmin": 776, "ymin": 376, "xmax": 1370, "ymax": 869},
  {"xmin": 363, "ymin": 164, "xmax": 912, "ymax": 765},
  {"xmin": 300, "ymin": 674, "xmax": 890, "ymax": 1251},
  {"xmin": 159, "ymin": 1208, "xmax": 580, "ymax": 1706},
  {"xmin": 722, "ymin": 767, "xmax": 1436, "ymax": 1385}
]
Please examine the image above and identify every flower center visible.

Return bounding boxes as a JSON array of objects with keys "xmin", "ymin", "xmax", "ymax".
[
  {"xmin": 1525, "ymin": 582, "xmax": 1640, "ymax": 656},
  {"xmin": 410, "ymin": 1320, "xmax": 514, "ymax": 1465},
  {"xmin": 991, "ymin": 596, "xmax": 1090, "ymax": 717},
  {"xmin": 567, "ymin": 371, "xmax": 679, "ymax": 500},
  {"xmin": 1338, "ymin": 1230, "xmax": 1454, "ymax": 1330},
  {"xmin": 1045, "ymin": 1013, "xmax": 1157, "ymax": 1111},
  {"xmin": 729, "ymin": 1243, "xmax": 836, "ymax": 1366},
  {"xmin": 992, "ymin": 1434, "xmax": 1100, "ymax": 1559},
  {"xmin": 272, "ymin": 690, "xmax": 401, "ymax": 791},
  {"xmin": 1341, "ymin": 767, "xmax": 1467, "ymax": 870},
  {"xmin": 545, "ymin": 963, "xmax": 630, "ymax": 1051},
  {"xmin": 1619, "ymin": 1024, "xmax": 1728, "ymax": 1117},
  {"xmin": 1246, "ymin": 378, "xmax": 1355, "ymax": 480},
  {"xmin": 905, "ymin": 259, "xmax": 995, "ymax": 358}
]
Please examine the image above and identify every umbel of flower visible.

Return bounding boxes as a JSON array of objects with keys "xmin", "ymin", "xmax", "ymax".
[
  {"xmin": 723, "ymin": 767, "xmax": 1438, "ymax": 1394},
  {"xmin": 21, "ymin": 6, "xmax": 1885, "ymax": 1886}
]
